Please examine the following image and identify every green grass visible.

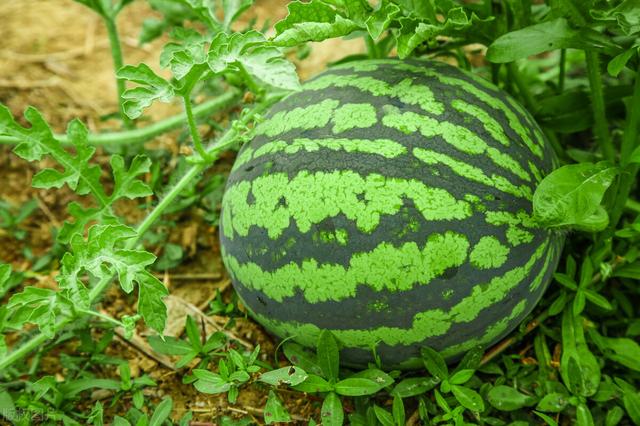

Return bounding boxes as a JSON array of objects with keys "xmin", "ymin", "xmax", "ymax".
[{"xmin": 1, "ymin": 0, "xmax": 640, "ymax": 424}]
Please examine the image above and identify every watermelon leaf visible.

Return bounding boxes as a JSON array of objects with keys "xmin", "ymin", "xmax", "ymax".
[
  {"xmin": 532, "ymin": 162, "xmax": 619, "ymax": 232},
  {"xmin": 272, "ymin": 1, "xmax": 361, "ymax": 47}
]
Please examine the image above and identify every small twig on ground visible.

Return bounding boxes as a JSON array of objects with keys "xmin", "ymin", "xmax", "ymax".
[{"xmin": 34, "ymin": 194, "xmax": 61, "ymax": 228}]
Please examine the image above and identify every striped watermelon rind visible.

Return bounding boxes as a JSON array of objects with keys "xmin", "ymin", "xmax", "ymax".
[{"xmin": 220, "ymin": 59, "xmax": 564, "ymax": 368}]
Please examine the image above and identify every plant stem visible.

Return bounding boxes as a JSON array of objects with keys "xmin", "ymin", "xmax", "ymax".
[
  {"xmin": 183, "ymin": 94, "xmax": 210, "ymax": 160},
  {"xmin": 365, "ymin": 35, "xmax": 379, "ymax": 59},
  {"xmin": 605, "ymin": 65, "xmax": 640, "ymax": 234},
  {"xmin": 558, "ymin": 49, "xmax": 566, "ymax": 93},
  {"xmin": 585, "ymin": 52, "xmax": 615, "ymax": 162},
  {"xmin": 0, "ymin": 91, "xmax": 240, "ymax": 146},
  {"xmin": 77, "ymin": 309, "xmax": 124, "ymax": 326},
  {"xmin": 103, "ymin": 15, "xmax": 132, "ymax": 129},
  {"xmin": 491, "ymin": 63, "xmax": 500, "ymax": 86},
  {"xmin": 0, "ymin": 96, "xmax": 279, "ymax": 373}
]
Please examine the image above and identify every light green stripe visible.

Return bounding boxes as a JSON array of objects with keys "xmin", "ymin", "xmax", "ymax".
[
  {"xmin": 439, "ymin": 299, "xmax": 527, "ymax": 359},
  {"xmin": 469, "ymin": 236, "xmax": 510, "ymax": 270},
  {"xmin": 388, "ymin": 62, "xmax": 545, "ymax": 159},
  {"xmin": 253, "ymin": 99, "xmax": 380, "ymax": 138},
  {"xmin": 225, "ymin": 231, "xmax": 470, "ymax": 302},
  {"xmin": 530, "ymin": 243, "xmax": 555, "ymax": 291},
  {"xmin": 305, "ymin": 73, "xmax": 445, "ymax": 115},
  {"xmin": 451, "ymin": 99, "xmax": 511, "ymax": 147},
  {"xmin": 413, "ymin": 147, "xmax": 533, "ymax": 200},
  {"xmin": 383, "ymin": 109, "xmax": 532, "ymax": 183},
  {"xmin": 247, "ymin": 240, "xmax": 548, "ymax": 348},
  {"xmin": 528, "ymin": 160, "xmax": 543, "ymax": 183},
  {"xmin": 232, "ymin": 137, "xmax": 407, "ymax": 170},
  {"xmin": 484, "ymin": 210, "xmax": 537, "ymax": 246},
  {"xmin": 254, "ymin": 99, "xmax": 339, "ymax": 138},
  {"xmin": 222, "ymin": 170, "xmax": 472, "ymax": 240}
]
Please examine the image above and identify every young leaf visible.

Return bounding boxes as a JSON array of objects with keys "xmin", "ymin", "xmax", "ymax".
[
  {"xmin": 192, "ymin": 369, "xmax": 231, "ymax": 394},
  {"xmin": 283, "ymin": 342, "xmax": 323, "ymax": 375},
  {"xmin": 321, "ymin": 392, "xmax": 343, "ymax": 426},
  {"xmin": 373, "ymin": 405, "xmax": 395, "ymax": 426},
  {"xmin": 391, "ymin": 377, "xmax": 438, "ymax": 397},
  {"xmin": 149, "ymin": 397, "xmax": 173, "ymax": 426},
  {"xmin": 292, "ymin": 374, "xmax": 334, "ymax": 393},
  {"xmin": 264, "ymin": 390, "xmax": 291, "ymax": 424},
  {"xmin": 272, "ymin": 1, "xmax": 360, "ymax": 47},
  {"xmin": 222, "ymin": 0, "xmax": 253, "ymax": 30},
  {"xmin": 148, "ymin": 335, "xmax": 194, "ymax": 356},
  {"xmin": 7, "ymin": 287, "xmax": 60, "ymax": 337},
  {"xmin": 365, "ymin": 0, "xmax": 401, "ymax": 40},
  {"xmin": 487, "ymin": 385, "xmax": 537, "ymax": 411},
  {"xmin": 208, "ymin": 31, "xmax": 300, "ymax": 91},
  {"xmin": 420, "ymin": 346, "xmax": 448, "ymax": 380},
  {"xmin": 607, "ymin": 46, "xmax": 638, "ymax": 77},
  {"xmin": 117, "ymin": 64, "xmax": 175, "ymax": 119},
  {"xmin": 136, "ymin": 271, "xmax": 168, "ymax": 333},
  {"xmin": 487, "ymin": 18, "xmax": 583, "ymax": 63},
  {"xmin": 395, "ymin": 8, "xmax": 491, "ymax": 59},
  {"xmin": 393, "ymin": 395, "xmax": 405, "ymax": 426},
  {"xmin": 536, "ymin": 393, "xmax": 569, "ymax": 413},
  {"xmin": 317, "ymin": 330, "xmax": 340, "ymax": 382},
  {"xmin": 160, "ymin": 27, "xmax": 209, "ymax": 80},
  {"xmin": 560, "ymin": 310, "xmax": 601, "ymax": 397},
  {"xmin": 174, "ymin": 0, "xmax": 220, "ymax": 31},
  {"xmin": 334, "ymin": 377, "xmax": 386, "ymax": 396},
  {"xmin": 259, "ymin": 366, "xmax": 308, "ymax": 386},
  {"xmin": 533, "ymin": 162, "xmax": 618, "ymax": 231},
  {"xmin": 451, "ymin": 384, "xmax": 485, "ymax": 412}
]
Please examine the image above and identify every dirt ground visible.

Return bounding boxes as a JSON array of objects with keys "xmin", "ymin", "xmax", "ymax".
[{"xmin": 0, "ymin": 0, "xmax": 365, "ymax": 423}]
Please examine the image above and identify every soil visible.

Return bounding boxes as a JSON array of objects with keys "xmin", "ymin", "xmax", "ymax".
[{"xmin": 0, "ymin": 0, "xmax": 365, "ymax": 424}]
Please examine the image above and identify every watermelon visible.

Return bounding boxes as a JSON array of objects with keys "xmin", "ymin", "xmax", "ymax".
[{"xmin": 219, "ymin": 59, "xmax": 563, "ymax": 368}]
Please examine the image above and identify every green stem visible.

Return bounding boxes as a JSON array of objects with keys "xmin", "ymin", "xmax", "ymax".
[
  {"xmin": 586, "ymin": 52, "xmax": 615, "ymax": 162},
  {"xmin": 77, "ymin": 309, "xmax": 124, "ymax": 327},
  {"xmin": 620, "ymin": 64, "xmax": 640, "ymax": 165},
  {"xmin": 558, "ymin": 49, "xmax": 566, "ymax": 93},
  {"xmin": 103, "ymin": 15, "xmax": 132, "ymax": 129},
  {"xmin": 605, "ymin": 65, "xmax": 640, "ymax": 233},
  {"xmin": 0, "ymin": 96, "xmax": 279, "ymax": 373},
  {"xmin": 365, "ymin": 35, "xmax": 379, "ymax": 59},
  {"xmin": 183, "ymin": 94, "xmax": 209, "ymax": 160},
  {"xmin": 0, "ymin": 91, "xmax": 240, "ymax": 146},
  {"xmin": 491, "ymin": 63, "xmax": 500, "ymax": 86}
]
